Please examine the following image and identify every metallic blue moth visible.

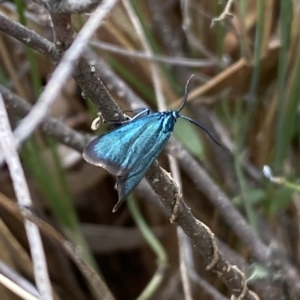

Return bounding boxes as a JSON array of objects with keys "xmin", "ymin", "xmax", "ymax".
[{"xmin": 82, "ymin": 77, "xmax": 220, "ymax": 212}]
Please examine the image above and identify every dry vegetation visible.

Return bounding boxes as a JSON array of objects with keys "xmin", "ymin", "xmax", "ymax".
[{"xmin": 0, "ymin": 0, "xmax": 299, "ymax": 299}]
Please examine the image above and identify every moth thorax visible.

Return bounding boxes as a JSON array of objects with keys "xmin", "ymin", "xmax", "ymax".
[{"xmin": 162, "ymin": 111, "xmax": 178, "ymax": 132}]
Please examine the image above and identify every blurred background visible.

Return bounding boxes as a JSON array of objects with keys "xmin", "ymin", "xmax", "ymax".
[{"xmin": 0, "ymin": 0, "xmax": 299, "ymax": 299}]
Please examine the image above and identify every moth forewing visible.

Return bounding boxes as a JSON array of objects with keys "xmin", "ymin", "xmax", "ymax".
[{"xmin": 82, "ymin": 137, "xmax": 130, "ymax": 176}]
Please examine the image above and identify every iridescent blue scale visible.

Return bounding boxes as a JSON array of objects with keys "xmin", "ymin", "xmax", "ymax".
[{"xmin": 83, "ymin": 77, "xmax": 219, "ymax": 212}]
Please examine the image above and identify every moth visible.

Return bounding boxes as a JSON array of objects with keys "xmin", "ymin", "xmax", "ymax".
[{"xmin": 83, "ymin": 77, "xmax": 220, "ymax": 212}]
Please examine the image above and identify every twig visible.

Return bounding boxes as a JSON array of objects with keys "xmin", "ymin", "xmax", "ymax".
[
  {"xmin": 168, "ymin": 138, "xmax": 270, "ymax": 262},
  {"xmin": 49, "ymin": 11, "xmax": 124, "ymax": 122},
  {"xmin": 145, "ymin": 161, "xmax": 258, "ymax": 300},
  {"xmin": 90, "ymin": 40, "xmax": 216, "ymax": 67},
  {"xmin": 33, "ymin": 0, "xmax": 102, "ymax": 14},
  {"xmin": 12, "ymin": 0, "xmax": 118, "ymax": 150},
  {"xmin": 0, "ymin": 12, "xmax": 59, "ymax": 61},
  {"xmin": 89, "ymin": 51, "xmax": 146, "ymax": 110},
  {"xmin": 211, "ymin": 0, "xmax": 235, "ymax": 27},
  {"xmin": 0, "ymin": 93, "xmax": 53, "ymax": 300},
  {"xmin": 167, "ymin": 139, "xmax": 287, "ymax": 298}
]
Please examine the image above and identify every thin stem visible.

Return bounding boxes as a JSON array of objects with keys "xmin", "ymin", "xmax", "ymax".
[
  {"xmin": 90, "ymin": 40, "xmax": 216, "ymax": 67},
  {"xmin": 127, "ymin": 196, "xmax": 167, "ymax": 300},
  {"xmin": 0, "ymin": 93, "xmax": 53, "ymax": 300}
]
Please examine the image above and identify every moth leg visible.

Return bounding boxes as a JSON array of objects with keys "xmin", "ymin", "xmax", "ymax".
[
  {"xmin": 130, "ymin": 108, "xmax": 150, "ymax": 120},
  {"xmin": 108, "ymin": 108, "xmax": 150, "ymax": 126},
  {"xmin": 123, "ymin": 108, "xmax": 150, "ymax": 115}
]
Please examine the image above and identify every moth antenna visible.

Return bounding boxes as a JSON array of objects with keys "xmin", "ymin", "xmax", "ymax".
[
  {"xmin": 177, "ymin": 74, "xmax": 195, "ymax": 113},
  {"xmin": 180, "ymin": 115, "xmax": 222, "ymax": 146}
]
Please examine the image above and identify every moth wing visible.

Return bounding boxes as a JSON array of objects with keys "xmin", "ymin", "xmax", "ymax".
[
  {"xmin": 112, "ymin": 116, "xmax": 173, "ymax": 211},
  {"xmin": 113, "ymin": 168, "xmax": 146, "ymax": 212},
  {"xmin": 83, "ymin": 113, "xmax": 163, "ymax": 176},
  {"xmin": 83, "ymin": 131, "xmax": 129, "ymax": 176},
  {"xmin": 84, "ymin": 112, "xmax": 174, "ymax": 212},
  {"xmin": 115, "ymin": 113, "xmax": 172, "ymax": 172}
]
